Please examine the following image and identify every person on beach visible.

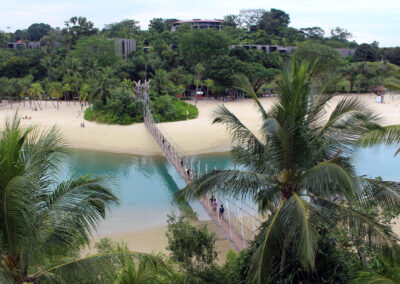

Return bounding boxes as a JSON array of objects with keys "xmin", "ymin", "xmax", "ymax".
[{"xmin": 219, "ymin": 204, "xmax": 225, "ymax": 218}]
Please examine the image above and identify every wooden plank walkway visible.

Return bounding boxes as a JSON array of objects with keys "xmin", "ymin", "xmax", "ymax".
[{"xmin": 140, "ymin": 90, "xmax": 247, "ymax": 251}]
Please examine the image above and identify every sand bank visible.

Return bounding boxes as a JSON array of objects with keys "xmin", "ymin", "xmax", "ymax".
[{"xmin": 1, "ymin": 94, "xmax": 399, "ymax": 156}]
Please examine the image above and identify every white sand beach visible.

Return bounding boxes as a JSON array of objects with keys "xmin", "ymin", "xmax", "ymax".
[
  {"xmin": 1, "ymin": 94, "xmax": 400, "ymax": 156},
  {"xmin": 1, "ymin": 94, "xmax": 400, "ymax": 259}
]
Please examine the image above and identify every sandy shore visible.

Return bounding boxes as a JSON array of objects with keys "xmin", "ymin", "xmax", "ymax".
[
  {"xmin": 1, "ymin": 94, "xmax": 400, "ymax": 260},
  {"xmin": 1, "ymin": 94, "xmax": 400, "ymax": 157},
  {"xmin": 85, "ymin": 220, "xmax": 233, "ymax": 265}
]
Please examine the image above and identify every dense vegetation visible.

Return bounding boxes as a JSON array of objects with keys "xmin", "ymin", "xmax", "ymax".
[
  {"xmin": 178, "ymin": 59, "xmax": 400, "ymax": 283},
  {"xmin": 1, "ymin": 7, "xmax": 400, "ymax": 283},
  {"xmin": 0, "ymin": 9, "xmax": 399, "ymax": 125}
]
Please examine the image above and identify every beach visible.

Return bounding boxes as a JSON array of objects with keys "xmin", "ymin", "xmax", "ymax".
[
  {"xmin": 1, "ymin": 94, "xmax": 400, "ymax": 261},
  {"xmin": 2, "ymin": 94, "xmax": 400, "ymax": 156}
]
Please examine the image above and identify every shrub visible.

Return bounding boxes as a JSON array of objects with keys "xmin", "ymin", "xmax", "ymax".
[
  {"xmin": 84, "ymin": 88, "xmax": 143, "ymax": 125},
  {"xmin": 151, "ymin": 95, "xmax": 198, "ymax": 122}
]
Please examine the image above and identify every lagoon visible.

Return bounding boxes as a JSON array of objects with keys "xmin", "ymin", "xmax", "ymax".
[{"xmin": 58, "ymin": 145, "xmax": 400, "ymax": 236}]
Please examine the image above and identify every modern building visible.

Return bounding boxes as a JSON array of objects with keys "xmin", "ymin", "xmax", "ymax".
[
  {"xmin": 114, "ymin": 38, "xmax": 136, "ymax": 59},
  {"xmin": 230, "ymin": 44, "xmax": 297, "ymax": 54},
  {"xmin": 336, "ymin": 48, "xmax": 356, "ymax": 57},
  {"xmin": 230, "ymin": 44, "xmax": 355, "ymax": 57},
  {"xmin": 171, "ymin": 19, "xmax": 223, "ymax": 31},
  {"xmin": 7, "ymin": 40, "xmax": 41, "ymax": 49}
]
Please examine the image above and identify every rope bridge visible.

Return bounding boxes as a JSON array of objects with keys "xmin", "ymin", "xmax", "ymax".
[{"xmin": 135, "ymin": 80, "xmax": 261, "ymax": 251}]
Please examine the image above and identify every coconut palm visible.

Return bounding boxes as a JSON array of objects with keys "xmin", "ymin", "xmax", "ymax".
[
  {"xmin": 342, "ymin": 64, "xmax": 357, "ymax": 93},
  {"xmin": 178, "ymin": 58, "xmax": 400, "ymax": 283},
  {"xmin": 48, "ymin": 81, "xmax": 63, "ymax": 109},
  {"xmin": 17, "ymin": 76, "xmax": 33, "ymax": 107},
  {"xmin": 28, "ymin": 82, "xmax": 44, "ymax": 110},
  {"xmin": 0, "ymin": 115, "xmax": 164, "ymax": 283}
]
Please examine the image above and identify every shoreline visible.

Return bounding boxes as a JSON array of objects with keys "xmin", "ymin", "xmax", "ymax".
[{"xmin": 1, "ymin": 94, "xmax": 400, "ymax": 157}]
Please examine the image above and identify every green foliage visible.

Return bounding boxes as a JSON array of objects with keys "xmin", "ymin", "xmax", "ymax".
[
  {"xmin": 26, "ymin": 23, "xmax": 51, "ymax": 41},
  {"xmin": 102, "ymin": 19, "xmax": 140, "ymax": 38},
  {"xmin": 71, "ymin": 35, "xmax": 119, "ymax": 67},
  {"xmin": 151, "ymin": 95, "xmax": 198, "ymax": 122},
  {"xmin": 354, "ymin": 43, "xmax": 381, "ymax": 62},
  {"xmin": 294, "ymin": 41, "xmax": 343, "ymax": 73},
  {"xmin": 178, "ymin": 59, "xmax": 400, "ymax": 283},
  {"xmin": 62, "ymin": 16, "xmax": 99, "ymax": 45},
  {"xmin": 0, "ymin": 115, "xmax": 120, "ymax": 282},
  {"xmin": 85, "ymin": 87, "xmax": 143, "ymax": 125},
  {"xmin": 178, "ymin": 29, "xmax": 229, "ymax": 65},
  {"xmin": 166, "ymin": 213, "xmax": 217, "ymax": 274}
]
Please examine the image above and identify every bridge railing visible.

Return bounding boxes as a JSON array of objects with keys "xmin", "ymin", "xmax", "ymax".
[{"xmin": 135, "ymin": 81, "xmax": 262, "ymax": 250}]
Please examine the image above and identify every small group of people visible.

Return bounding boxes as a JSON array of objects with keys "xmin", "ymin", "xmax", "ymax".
[
  {"xmin": 22, "ymin": 115, "xmax": 32, "ymax": 120},
  {"xmin": 80, "ymin": 122, "xmax": 85, "ymax": 128},
  {"xmin": 209, "ymin": 195, "xmax": 225, "ymax": 218}
]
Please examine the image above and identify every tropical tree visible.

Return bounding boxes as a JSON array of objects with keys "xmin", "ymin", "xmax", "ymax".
[
  {"xmin": 48, "ymin": 81, "xmax": 63, "ymax": 109},
  {"xmin": 342, "ymin": 64, "xmax": 358, "ymax": 93},
  {"xmin": 28, "ymin": 82, "xmax": 44, "ymax": 110},
  {"xmin": 0, "ymin": 115, "xmax": 165, "ymax": 283},
  {"xmin": 178, "ymin": 58, "xmax": 400, "ymax": 283},
  {"xmin": 17, "ymin": 76, "xmax": 33, "ymax": 107},
  {"xmin": 204, "ymin": 78, "xmax": 214, "ymax": 96}
]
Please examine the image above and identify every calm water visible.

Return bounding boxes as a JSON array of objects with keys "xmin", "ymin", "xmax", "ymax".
[{"xmin": 58, "ymin": 145, "xmax": 400, "ymax": 235}]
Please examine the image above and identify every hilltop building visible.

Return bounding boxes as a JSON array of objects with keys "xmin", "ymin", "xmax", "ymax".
[
  {"xmin": 7, "ymin": 40, "xmax": 41, "ymax": 49},
  {"xmin": 114, "ymin": 38, "xmax": 136, "ymax": 59},
  {"xmin": 230, "ymin": 44, "xmax": 355, "ymax": 57},
  {"xmin": 171, "ymin": 19, "xmax": 223, "ymax": 31}
]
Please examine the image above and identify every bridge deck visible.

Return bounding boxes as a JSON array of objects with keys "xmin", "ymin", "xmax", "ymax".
[{"xmin": 143, "ymin": 108, "xmax": 247, "ymax": 251}]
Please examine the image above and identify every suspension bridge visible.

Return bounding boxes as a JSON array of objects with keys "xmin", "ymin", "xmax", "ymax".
[{"xmin": 135, "ymin": 81, "xmax": 261, "ymax": 251}]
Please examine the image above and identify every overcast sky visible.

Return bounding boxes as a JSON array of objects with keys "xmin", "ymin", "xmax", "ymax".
[{"xmin": 0, "ymin": 0, "xmax": 398, "ymax": 47}]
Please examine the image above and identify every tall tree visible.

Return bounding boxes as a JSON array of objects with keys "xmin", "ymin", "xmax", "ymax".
[
  {"xmin": 149, "ymin": 18, "xmax": 167, "ymax": 33},
  {"xmin": 0, "ymin": 115, "xmax": 164, "ymax": 283},
  {"xmin": 258, "ymin": 9, "xmax": 290, "ymax": 36},
  {"xmin": 62, "ymin": 16, "xmax": 99, "ymax": 46},
  {"xmin": 178, "ymin": 29, "xmax": 229, "ymax": 66},
  {"xmin": 26, "ymin": 23, "xmax": 51, "ymax": 41},
  {"xmin": 178, "ymin": 59, "xmax": 400, "ymax": 283}
]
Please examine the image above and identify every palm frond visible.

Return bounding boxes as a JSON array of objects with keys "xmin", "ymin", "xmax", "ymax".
[
  {"xmin": 37, "ymin": 175, "xmax": 119, "ymax": 259},
  {"xmin": 177, "ymin": 169, "xmax": 276, "ymax": 202},
  {"xmin": 33, "ymin": 252, "xmax": 165, "ymax": 283},
  {"xmin": 249, "ymin": 200, "xmax": 286, "ymax": 284},
  {"xmin": 231, "ymin": 73, "xmax": 269, "ymax": 120},
  {"xmin": 300, "ymin": 160, "xmax": 355, "ymax": 200},
  {"xmin": 359, "ymin": 125, "xmax": 400, "ymax": 155}
]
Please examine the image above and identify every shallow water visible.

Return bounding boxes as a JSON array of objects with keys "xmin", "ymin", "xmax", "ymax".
[{"xmin": 57, "ymin": 145, "xmax": 400, "ymax": 235}]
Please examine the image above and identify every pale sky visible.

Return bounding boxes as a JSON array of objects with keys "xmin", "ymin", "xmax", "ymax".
[{"xmin": 0, "ymin": 0, "xmax": 399, "ymax": 47}]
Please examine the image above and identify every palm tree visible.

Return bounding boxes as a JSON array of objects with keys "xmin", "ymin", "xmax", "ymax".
[
  {"xmin": 17, "ymin": 76, "xmax": 33, "ymax": 107},
  {"xmin": 194, "ymin": 63, "xmax": 205, "ymax": 102},
  {"xmin": 356, "ymin": 62, "xmax": 367, "ymax": 94},
  {"xmin": 178, "ymin": 59, "xmax": 400, "ymax": 283},
  {"xmin": 48, "ymin": 81, "xmax": 63, "ymax": 109},
  {"xmin": 205, "ymin": 78, "xmax": 214, "ymax": 97},
  {"xmin": 342, "ymin": 64, "xmax": 357, "ymax": 93},
  {"xmin": 28, "ymin": 82, "xmax": 44, "ymax": 110},
  {"xmin": 40, "ymin": 56, "xmax": 55, "ymax": 79},
  {"xmin": 0, "ymin": 115, "xmax": 163, "ymax": 283},
  {"xmin": 85, "ymin": 58, "xmax": 101, "ymax": 79},
  {"xmin": 63, "ymin": 56, "xmax": 82, "ymax": 103}
]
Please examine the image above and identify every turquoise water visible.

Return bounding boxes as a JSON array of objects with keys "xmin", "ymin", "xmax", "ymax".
[{"xmin": 58, "ymin": 145, "xmax": 400, "ymax": 235}]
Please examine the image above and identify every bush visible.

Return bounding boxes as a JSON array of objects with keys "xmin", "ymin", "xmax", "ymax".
[
  {"xmin": 84, "ymin": 88, "xmax": 143, "ymax": 125},
  {"xmin": 151, "ymin": 95, "xmax": 198, "ymax": 122}
]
